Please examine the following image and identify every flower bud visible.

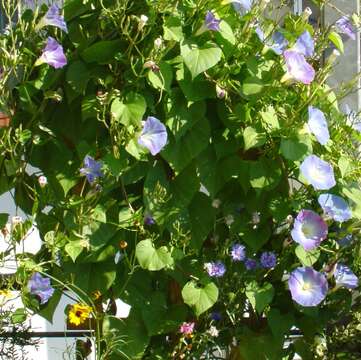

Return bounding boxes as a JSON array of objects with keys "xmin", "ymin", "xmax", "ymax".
[
  {"xmin": 154, "ymin": 37, "xmax": 163, "ymax": 49},
  {"xmin": 212, "ymin": 199, "xmax": 221, "ymax": 208},
  {"xmin": 302, "ymin": 7, "xmax": 312, "ymax": 21},
  {"xmin": 225, "ymin": 215, "xmax": 234, "ymax": 226},
  {"xmin": 38, "ymin": 175, "xmax": 48, "ymax": 187},
  {"xmin": 12, "ymin": 216, "xmax": 22, "ymax": 225},
  {"xmin": 139, "ymin": 15, "xmax": 148, "ymax": 30},
  {"xmin": 216, "ymin": 85, "xmax": 226, "ymax": 99}
]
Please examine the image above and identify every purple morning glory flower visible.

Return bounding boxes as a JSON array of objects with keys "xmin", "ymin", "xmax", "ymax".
[
  {"xmin": 318, "ymin": 194, "xmax": 352, "ymax": 223},
  {"xmin": 283, "ymin": 50, "xmax": 315, "ymax": 84},
  {"xmin": 28, "ymin": 272, "xmax": 55, "ymax": 305},
  {"xmin": 232, "ymin": 0, "xmax": 253, "ymax": 14},
  {"xmin": 230, "ymin": 244, "xmax": 246, "ymax": 262},
  {"xmin": 300, "ymin": 155, "xmax": 336, "ymax": 190},
  {"xmin": 334, "ymin": 263, "xmax": 358, "ymax": 289},
  {"xmin": 255, "ymin": 28, "xmax": 288, "ymax": 55},
  {"xmin": 41, "ymin": 4, "xmax": 68, "ymax": 33},
  {"xmin": 288, "ymin": 267, "xmax": 328, "ymax": 307},
  {"xmin": 211, "ymin": 312, "xmax": 222, "ymax": 321},
  {"xmin": 138, "ymin": 116, "xmax": 168, "ymax": 156},
  {"xmin": 291, "ymin": 210, "xmax": 328, "ymax": 251},
  {"xmin": 80, "ymin": 155, "xmax": 104, "ymax": 184},
  {"xmin": 144, "ymin": 214, "xmax": 155, "ymax": 226},
  {"xmin": 260, "ymin": 251, "xmax": 277, "ymax": 269},
  {"xmin": 308, "ymin": 106, "xmax": 330, "ymax": 145},
  {"xmin": 335, "ymin": 16, "xmax": 356, "ymax": 40},
  {"xmin": 204, "ymin": 11, "xmax": 221, "ymax": 32},
  {"xmin": 293, "ymin": 31, "xmax": 314, "ymax": 57},
  {"xmin": 37, "ymin": 37, "xmax": 67, "ymax": 69},
  {"xmin": 244, "ymin": 258, "xmax": 257, "ymax": 270},
  {"xmin": 205, "ymin": 261, "xmax": 226, "ymax": 277}
]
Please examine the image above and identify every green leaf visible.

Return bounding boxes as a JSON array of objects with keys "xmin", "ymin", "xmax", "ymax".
[
  {"xmin": 181, "ymin": 41, "xmax": 222, "ymax": 79},
  {"xmin": 182, "ymin": 280, "xmax": 218, "ymax": 316},
  {"xmin": 65, "ymin": 239, "xmax": 85, "ymax": 262},
  {"xmin": 55, "ymin": 173, "xmax": 77, "ymax": 197},
  {"xmin": 338, "ymin": 156, "xmax": 353, "ymax": 178},
  {"xmin": 328, "ymin": 31, "xmax": 344, "ymax": 53},
  {"xmin": 295, "ymin": 245, "xmax": 320, "ymax": 266},
  {"xmin": 242, "ymin": 76, "xmax": 264, "ymax": 96},
  {"xmin": 280, "ymin": 135, "xmax": 312, "ymax": 161},
  {"xmin": 268, "ymin": 309, "xmax": 294, "ymax": 341},
  {"xmin": 163, "ymin": 16, "xmax": 183, "ymax": 41},
  {"xmin": 136, "ymin": 239, "xmax": 174, "ymax": 271},
  {"xmin": 11, "ymin": 308, "xmax": 27, "ymax": 324},
  {"xmin": 243, "ymin": 126, "xmax": 266, "ymax": 151},
  {"xmin": 82, "ymin": 40, "xmax": 122, "ymax": 63},
  {"xmin": 260, "ymin": 106, "xmax": 279, "ymax": 130},
  {"xmin": 66, "ymin": 61, "xmax": 89, "ymax": 95},
  {"xmin": 0, "ymin": 213, "xmax": 9, "ymax": 228},
  {"xmin": 111, "ymin": 92, "xmax": 146, "ymax": 127},
  {"xmin": 249, "ymin": 159, "xmax": 281, "ymax": 190},
  {"xmin": 245, "ymin": 281, "xmax": 274, "ymax": 314},
  {"xmin": 242, "ymin": 225, "xmax": 271, "ymax": 252}
]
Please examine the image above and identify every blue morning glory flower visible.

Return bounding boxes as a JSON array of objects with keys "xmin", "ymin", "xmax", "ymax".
[
  {"xmin": 318, "ymin": 194, "xmax": 352, "ymax": 222},
  {"xmin": 40, "ymin": 4, "xmax": 68, "ymax": 33},
  {"xmin": 28, "ymin": 272, "xmax": 55, "ymax": 305},
  {"xmin": 230, "ymin": 0, "xmax": 253, "ymax": 14},
  {"xmin": 308, "ymin": 106, "xmax": 330, "ymax": 145},
  {"xmin": 204, "ymin": 11, "xmax": 221, "ymax": 32},
  {"xmin": 255, "ymin": 27, "xmax": 288, "ymax": 55},
  {"xmin": 138, "ymin": 116, "xmax": 168, "ymax": 156},
  {"xmin": 300, "ymin": 155, "xmax": 336, "ymax": 190},
  {"xmin": 205, "ymin": 261, "xmax": 226, "ymax": 277},
  {"xmin": 230, "ymin": 244, "xmax": 246, "ymax": 262},
  {"xmin": 288, "ymin": 267, "xmax": 328, "ymax": 307},
  {"xmin": 80, "ymin": 155, "xmax": 104, "ymax": 184},
  {"xmin": 260, "ymin": 251, "xmax": 277, "ymax": 268},
  {"xmin": 37, "ymin": 37, "xmax": 67, "ymax": 69},
  {"xmin": 283, "ymin": 50, "xmax": 315, "ymax": 84},
  {"xmin": 334, "ymin": 263, "xmax": 358, "ymax": 289},
  {"xmin": 291, "ymin": 209, "xmax": 328, "ymax": 251},
  {"xmin": 293, "ymin": 31, "xmax": 314, "ymax": 57}
]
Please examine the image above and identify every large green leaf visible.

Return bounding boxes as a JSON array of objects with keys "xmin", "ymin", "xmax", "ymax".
[
  {"xmin": 66, "ymin": 61, "xmax": 89, "ymax": 95},
  {"xmin": 246, "ymin": 281, "xmax": 274, "ymax": 314},
  {"xmin": 0, "ymin": 213, "xmax": 9, "ymax": 228},
  {"xmin": 163, "ymin": 16, "xmax": 183, "ymax": 42},
  {"xmin": 249, "ymin": 159, "xmax": 281, "ymax": 190},
  {"xmin": 295, "ymin": 245, "xmax": 320, "ymax": 266},
  {"xmin": 82, "ymin": 40, "xmax": 122, "ymax": 63},
  {"xmin": 280, "ymin": 135, "xmax": 312, "ymax": 161},
  {"xmin": 181, "ymin": 41, "xmax": 222, "ymax": 79},
  {"xmin": 182, "ymin": 280, "xmax": 218, "ymax": 316},
  {"xmin": 136, "ymin": 239, "xmax": 174, "ymax": 271},
  {"xmin": 242, "ymin": 76, "xmax": 264, "ymax": 96},
  {"xmin": 111, "ymin": 92, "xmax": 146, "ymax": 127},
  {"xmin": 243, "ymin": 126, "xmax": 266, "ymax": 151}
]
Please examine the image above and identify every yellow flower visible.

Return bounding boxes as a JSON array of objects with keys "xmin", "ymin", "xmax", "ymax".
[
  {"xmin": 68, "ymin": 303, "xmax": 92, "ymax": 326},
  {"xmin": 0, "ymin": 289, "xmax": 12, "ymax": 298},
  {"xmin": 91, "ymin": 290, "xmax": 101, "ymax": 300}
]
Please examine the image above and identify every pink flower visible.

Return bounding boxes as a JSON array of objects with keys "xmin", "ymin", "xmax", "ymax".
[{"xmin": 179, "ymin": 321, "xmax": 195, "ymax": 335}]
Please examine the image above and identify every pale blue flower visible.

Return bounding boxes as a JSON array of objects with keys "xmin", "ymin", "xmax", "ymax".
[
  {"xmin": 308, "ymin": 106, "xmax": 330, "ymax": 145},
  {"xmin": 334, "ymin": 263, "xmax": 358, "ymax": 289},
  {"xmin": 138, "ymin": 116, "xmax": 168, "ymax": 156},
  {"xmin": 204, "ymin": 11, "xmax": 221, "ymax": 32},
  {"xmin": 41, "ymin": 4, "xmax": 68, "ymax": 33},
  {"xmin": 300, "ymin": 155, "xmax": 336, "ymax": 190},
  {"xmin": 318, "ymin": 194, "xmax": 351, "ymax": 222},
  {"xmin": 336, "ymin": 16, "xmax": 356, "ymax": 40},
  {"xmin": 80, "ymin": 155, "xmax": 104, "ymax": 184},
  {"xmin": 293, "ymin": 31, "xmax": 314, "ymax": 57},
  {"xmin": 283, "ymin": 50, "xmax": 315, "ymax": 84}
]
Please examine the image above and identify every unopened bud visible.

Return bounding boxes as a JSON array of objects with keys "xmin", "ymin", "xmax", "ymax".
[
  {"xmin": 216, "ymin": 85, "xmax": 226, "ymax": 99},
  {"xmin": 154, "ymin": 37, "xmax": 163, "ymax": 49},
  {"xmin": 286, "ymin": 214, "xmax": 293, "ymax": 224},
  {"xmin": 144, "ymin": 60, "xmax": 160, "ymax": 72},
  {"xmin": 139, "ymin": 15, "xmax": 148, "ymax": 30},
  {"xmin": 302, "ymin": 7, "xmax": 312, "ymax": 21},
  {"xmin": 212, "ymin": 199, "xmax": 221, "ymax": 208},
  {"xmin": 38, "ymin": 175, "xmax": 47, "ymax": 187},
  {"xmin": 225, "ymin": 215, "xmax": 234, "ymax": 226},
  {"xmin": 12, "ymin": 216, "xmax": 22, "ymax": 225}
]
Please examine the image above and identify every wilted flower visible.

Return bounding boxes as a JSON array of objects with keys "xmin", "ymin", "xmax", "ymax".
[
  {"xmin": 38, "ymin": 175, "xmax": 48, "ymax": 187},
  {"xmin": 335, "ymin": 16, "xmax": 356, "ymax": 40},
  {"xmin": 244, "ymin": 258, "xmax": 257, "ymax": 270},
  {"xmin": 300, "ymin": 155, "xmax": 336, "ymax": 190},
  {"xmin": 179, "ymin": 322, "xmax": 195, "ymax": 335},
  {"xmin": 204, "ymin": 11, "xmax": 221, "ymax": 31},
  {"xmin": 68, "ymin": 303, "xmax": 92, "ymax": 326},
  {"xmin": 308, "ymin": 106, "xmax": 329, "ymax": 145},
  {"xmin": 39, "ymin": 4, "xmax": 68, "ymax": 33},
  {"xmin": 318, "ymin": 194, "xmax": 351, "ymax": 222},
  {"xmin": 260, "ymin": 251, "xmax": 277, "ymax": 268},
  {"xmin": 230, "ymin": 244, "xmax": 246, "ymax": 262},
  {"xmin": 293, "ymin": 31, "xmax": 314, "ymax": 57},
  {"xmin": 283, "ymin": 50, "xmax": 315, "ymax": 84},
  {"xmin": 291, "ymin": 210, "xmax": 328, "ymax": 251},
  {"xmin": 37, "ymin": 37, "xmax": 67, "ymax": 69},
  {"xmin": 334, "ymin": 263, "xmax": 358, "ymax": 289},
  {"xmin": 207, "ymin": 325, "xmax": 219, "ymax": 337},
  {"xmin": 205, "ymin": 261, "xmax": 226, "ymax": 277},
  {"xmin": 28, "ymin": 272, "xmax": 54, "ymax": 305},
  {"xmin": 144, "ymin": 214, "xmax": 156, "ymax": 226},
  {"xmin": 288, "ymin": 267, "xmax": 328, "ymax": 307},
  {"xmin": 138, "ymin": 116, "xmax": 168, "ymax": 155},
  {"xmin": 80, "ymin": 155, "xmax": 104, "ymax": 184}
]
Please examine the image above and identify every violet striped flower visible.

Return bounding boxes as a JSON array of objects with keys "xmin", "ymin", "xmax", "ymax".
[
  {"xmin": 334, "ymin": 263, "xmax": 358, "ymax": 289},
  {"xmin": 300, "ymin": 155, "xmax": 336, "ymax": 190},
  {"xmin": 288, "ymin": 267, "xmax": 328, "ymax": 307},
  {"xmin": 318, "ymin": 194, "xmax": 351, "ymax": 223},
  {"xmin": 40, "ymin": 4, "xmax": 68, "ymax": 33},
  {"xmin": 204, "ymin": 11, "xmax": 221, "ymax": 32},
  {"xmin": 28, "ymin": 272, "xmax": 54, "ymax": 305},
  {"xmin": 138, "ymin": 117, "xmax": 168, "ymax": 156},
  {"xmin": 291, "ymin": 210, "xmax": 328, "ymax": 251},
  {"xmin": 308, "ymin": 106, "xmax": 329, "ymax": 146},
  {"xmin": 283, "ymin": 50, "xmax": 315, "ymax": 84},
  {"xmin": 293, "ymin": 31, "xmax": 314, "ymax": 57},
  {"xmin": 37, "ymin": 37, "xmax": 67, "ymax": 69}
]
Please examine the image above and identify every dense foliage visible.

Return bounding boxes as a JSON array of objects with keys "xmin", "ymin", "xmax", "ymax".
[{"xmin": 1, "ymin": 0, "xmax": 361, "ymax": 359}]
